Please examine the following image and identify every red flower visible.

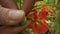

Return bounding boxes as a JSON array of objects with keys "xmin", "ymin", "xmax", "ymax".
[{"xmin": 27, "ymin": 6, "xmax": 51, "ymax": 34}]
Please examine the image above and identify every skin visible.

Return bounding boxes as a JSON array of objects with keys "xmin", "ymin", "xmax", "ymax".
[
  {"xmin": 0, "ymin": 20, "xmax": 31, "ymax": 34},
  {"xmin": 0, "ymin": 0, "xmax": 39, "ymax": 34},
  {"xmin": 0, "ymin": 0, "xmax": 18, "ymax": 9},
  {"xmin": 0, "ymin": 7, "xmax": 25, "ymax": 25}
]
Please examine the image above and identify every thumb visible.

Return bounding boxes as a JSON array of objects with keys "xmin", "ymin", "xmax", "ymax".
[{"xmin": 0, "ymin": 7, "xmax": 25, "ymax": 25}]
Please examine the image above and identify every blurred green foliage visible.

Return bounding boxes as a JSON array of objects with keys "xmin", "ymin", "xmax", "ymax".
[{"xmin": 15, "ymin": 0, "xmax": 23, "ymax": 9}]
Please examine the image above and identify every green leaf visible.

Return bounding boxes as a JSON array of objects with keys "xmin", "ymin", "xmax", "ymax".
[
  {"xmin": 19, "ymin": 17, "xmax": 27, "ymax": 26},
  {"xmin": 37, "ymin": 9, "xmax": 42, "ymax": 13},
  {"xmin": 15, "ymin": 0, "xmax": 24, "ymax": 9},
  {"xmin": 43, "ymin": 0, "xmax": 58, "ymax": 4}
]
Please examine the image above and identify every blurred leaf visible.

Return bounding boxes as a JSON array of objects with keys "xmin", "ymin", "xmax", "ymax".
[
  {"xmin": 57, "ymin": 0, "xmax": 60, "ymax": 6},
  {"xmin": 19, "ymin": 17, "xmax": 27, "ymax": 26},
  {"xmin": 15, "ymin": 0, "xmax": 24, "ymax": 9},
  {"xmin": 43, "ymin": 0, "xmax": 58, "ymax": 4}
]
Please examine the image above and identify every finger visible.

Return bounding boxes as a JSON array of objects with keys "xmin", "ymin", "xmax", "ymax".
[
  {"xmin": 0, "ymin": 26, "xmax": 19, "ymax": 34},
  {"xmin": 0, "ymin": 7, "xmax": 25, "ymax": 25},
  {"xmin": 0, "ymin": 0, "xmax": 18, "ymax": 9},
  {"xmin": 21, "ymin": 0, "xmax": 36, "ymax": 14},
  {"xmin": 9, "ymin": 20, "xmax": 31, "ymax": 33},
  {"xmin": 0, "ymin": 20, "xmax": 31, "ymax": 34}
]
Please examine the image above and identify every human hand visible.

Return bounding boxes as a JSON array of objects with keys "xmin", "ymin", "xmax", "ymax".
[{"xmin": 0, "ymin": 7, "xmax": 32, "ymax": 34}]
